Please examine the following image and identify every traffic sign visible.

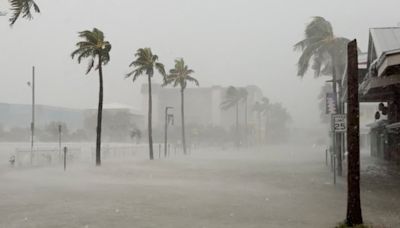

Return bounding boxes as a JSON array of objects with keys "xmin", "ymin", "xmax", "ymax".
[
  {"xmin": 326, "ymin": 93, "xmax": 337, "ymax": 114},
  {"xmin": 332, "ymin": 114, "xmax": 346, "ymax": 132}
]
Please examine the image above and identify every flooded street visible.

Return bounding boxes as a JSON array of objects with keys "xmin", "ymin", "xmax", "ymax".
[{"xmin": 1, "ymin": 144, "xmax": 399, "ymax": 228}]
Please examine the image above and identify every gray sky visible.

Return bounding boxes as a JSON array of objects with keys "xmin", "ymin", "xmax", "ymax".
[{"xmin": 1, "ymin": 0, "xmax": 400, "ymax": 128}]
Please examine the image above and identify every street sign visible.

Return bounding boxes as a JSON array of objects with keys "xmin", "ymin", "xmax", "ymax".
[
  {"xmin": 326, "ymin": 93, "xmax": 337, "ymax": 114},
  {"xmin": 332, "ymin": 114, "xmax": 347, "ymax": 132}
]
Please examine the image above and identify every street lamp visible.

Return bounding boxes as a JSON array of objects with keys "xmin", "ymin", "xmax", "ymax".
[
  {"xmin": 27, "ymin": 66, "xmax": 35, "ymax": 165},
  {"xmin": 164, "ymin": 106, "xmax": 174, "ymax": 157}
]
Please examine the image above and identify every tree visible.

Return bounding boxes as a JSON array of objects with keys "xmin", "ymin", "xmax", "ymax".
[
  {"xmin": 267, "ymin": 102, "xmax": 292, "ymax": 143},
  {"xmin": 71, "ymin": 28, "xmax": 111, "ymax": 166},
  {"xmin": 126, "ymin": 48, "xmax": 166, "ymax": 160},
  {"xmin": 221, "ymin": 86, "xmax": 242, "ymax": 147},
  {"xmin": 294, "ymin": 16, "xmax": 350, "ymax": 176},
  {"xmin": 239, "ymin": 88, "xmax": 249, "ymax": 146},
  {"xmin": 130, "ymin": 129, "xmax": 142, "ymax": 144},
  {"xmin": 8, "ymin": 0, "xmax": 40, "ymax": 26},
  {"xmin": 44, "ymin": 121, "xmax": 69, "ymax": 141},
  {"xmin": 260, "ymin": 97, "xmax": 270, "ymax": 141},
  {"xmin": 164, "ymin": 58, "xmax": 199, "ymax": 155}
]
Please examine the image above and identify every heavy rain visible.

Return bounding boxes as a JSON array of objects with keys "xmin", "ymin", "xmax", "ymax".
[{"xmin": 1, "ymin": 1, "xmax": 400, "ymax": 227}]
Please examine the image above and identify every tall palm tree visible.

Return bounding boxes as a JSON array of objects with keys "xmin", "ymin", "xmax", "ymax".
[
  {"xmin": 8, "ymin": 0, "xmax": 40, "ymax": 26},
  {"xmin": 294, "ymin": 16, "xmax": 350, "ymax": 176},
  {"xmin": 261, "ymin": 97, "xmax": 270, "ymax": 142},
  {"xmin": 221, "ymin": 86, "xmax": 242, "ymax": 147},
  {"xmin": 71, "ymin": 28, "xmax": 111, "ymax": 166},
  {"xmin": 238, "ymin": 88, "xmax": 249, "ymax": 146},
  {"xmin": 126, "ymin": 48, "xmax": 166, "ymax": 160},
  {"xmin": 164, "ymin": 58, "xmax": 199, "ymax": 155}
]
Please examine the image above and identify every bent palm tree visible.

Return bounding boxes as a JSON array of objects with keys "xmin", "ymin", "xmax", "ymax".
[
  {"xmin": 221, "ymin": 86, "xmax": 242, "ymax": 147},
  {"xmin": 294, "ymin": 16, "xmax": 350, "ymax": 176},
  {"xmin": 71, "ymin": 28, "xmax": 111, "ymax": 166},
  {"xmin": 126, "ymin": 48, "xmax": 166, "ymax": 160},
  {"xmin": 164, "ymin": 58, "xmax": 198, "ymax": 155},
  {"xmin": 8, "ymin": 0, "xmax": 40, "ymax": 25}
]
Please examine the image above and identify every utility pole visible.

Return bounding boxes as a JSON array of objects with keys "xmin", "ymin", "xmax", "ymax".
[
  {"xmin": 29, "ymin": 66, "xmax": 36, "ymax": 165},
  {"xmin": 58, "ymin": 124, "xmax": 62, "ymax": 159},
  {"xmin": 346, "ymin": 39, "xmax": 363, "ymax": 226},
  {"xmin": 164, "ymin": 106, "xmax": 173, "ymax": 157}
]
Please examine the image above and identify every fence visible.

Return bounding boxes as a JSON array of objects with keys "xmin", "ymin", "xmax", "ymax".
[
  {"xmin": 91, "ymin": 144, "xmax": 148, "ymax": 160},
  {"xmin": 15, "ymin": 147, "xmax": 82, "ymax": 167}
]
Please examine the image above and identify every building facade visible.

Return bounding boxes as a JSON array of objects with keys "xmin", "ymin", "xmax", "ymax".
[{"xmin": 141, "ymin": 84, "xmax": 264, "ymax": 129}]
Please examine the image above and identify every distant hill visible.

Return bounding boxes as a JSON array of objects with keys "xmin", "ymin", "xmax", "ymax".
[{"xmin": 0, "ymin": 103, "xmax": 84, "ymax": 130}]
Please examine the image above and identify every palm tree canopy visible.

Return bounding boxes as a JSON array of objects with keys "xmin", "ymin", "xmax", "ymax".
[
  {"xmin": 220, "ymin": 86, "xmax": 241, "ymax": 110},
  {"xmin": 294, "ymin": 16, "xmax": 350, "ymax": 78},
  {"xmin": 252, "ymin": 97, "xmax": 269, "ymax": 114},
  {"xmin": 126, "ymin": 48, "xmax": 166, "ymax": 82},
  {"xmin": 71, "ymin": 28, "xmax": 112, "ymax": 74},
  {"xmin": 268, "ymin": 103, "xmax": 292, "ymax": 125},
  {"xmin": 164, "ymin": 58, "xmax": 198, "ymax": 89},
  {"xmin": 252, "ymin": 101, "xmax": 262, "ymax": 113},
  {"xmin": 238, "ymin": 88, "xmax": 248, "ymax": 103},
  {"xmin": 8, "ymin": 0, "xmax": 40, "ymax": 26}
]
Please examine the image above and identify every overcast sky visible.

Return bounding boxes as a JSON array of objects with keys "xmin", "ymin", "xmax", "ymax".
[{"xmin": 1, "ymin": 0, "xmax": 400, "ymax": 128}]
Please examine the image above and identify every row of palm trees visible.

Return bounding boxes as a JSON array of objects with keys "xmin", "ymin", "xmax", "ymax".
[
  {"xmin": 5, "ymin": 0, "xmax": 201, "ymax": 165},
  {"xmin": 220, "ymin": 86, "xmax": 279, "ymax": 146},
  {"xmin": 71, "ymin": 28, "xmax": 198, "ymax": 165}
]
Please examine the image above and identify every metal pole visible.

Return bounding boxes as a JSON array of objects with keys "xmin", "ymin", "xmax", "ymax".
[
  {"xmin": 326, "ymin": 149, "xmax": 328, "ymax": 166},
  {"xmin": 333, "ymin": 152, "xmax": 337, "ymax": 185},
  {"xmin": 30, "ymin": 66, "xmax": 35, "ymax": 165},
  {"xmin": 58, "ymin": 124, "xmax": 62, "ymax": 160},
  {"xmin": 164, "ymin": 107, "xmax": 168, "ymax": 157},
  {"xmin": 164, "ymin": 107, "xmax": 173, "ymax": 158},
  {"xmin": 63, "ymin": 146, "xmax": 67, "ymax": 171}
]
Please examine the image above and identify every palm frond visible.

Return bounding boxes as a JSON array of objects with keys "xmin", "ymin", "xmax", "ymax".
[
  {"xmin": 9, "ymin": 0, "xmax": 40, "ymax": 26},
  {"xmin": 86, "ymin": 58, "xmax": 95, "ymax": 74}
]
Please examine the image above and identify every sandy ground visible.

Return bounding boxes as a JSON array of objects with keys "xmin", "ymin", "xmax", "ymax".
[{"xmin": 0, "ymin": 144, "xmax": 399, "ymax": 228}]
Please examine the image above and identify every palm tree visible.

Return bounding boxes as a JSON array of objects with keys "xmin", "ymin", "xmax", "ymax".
[
  {"xmin": 71, "ymin": 28, "xmax": 111, "ymax": 166},
  {"xmin": 8, "ymin": 0, "xmax": 40, "ymax": 26},
  {"xmin": 164, "ymin": 58, "xmax": 198, "ymax": 155},
  {"xmin": 126, "ymin": 48, "xmax": 166, "ymax": 160},
  {"xmin": 260, "ymin": 97, "xmax": 270, "ymax": 142},
  {"xmin": 294, "ymin": 16, "xmax": 350, "ymax": 176},
  {"xmin": 221, "ymin": 86, "xmax": 242, "ymax": 147},
  {"xmin": 252, "ymin": 101, "xmax": 263, "ymax": 144},
  {"xmin": 238, "ymin": 88, "xmax": 249, "ymax": 146}
]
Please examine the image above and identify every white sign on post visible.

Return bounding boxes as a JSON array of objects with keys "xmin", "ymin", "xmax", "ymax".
[{"xmin": 332, "ymin": 114, "xmax": 347, "ymax": 132}]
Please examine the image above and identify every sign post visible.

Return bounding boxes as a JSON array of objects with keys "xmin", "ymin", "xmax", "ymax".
[
  {"xmin": 331, "ymin": 114, "xmax": 347, "ymax": 185},
  {"xmin": 332, "ymin": 114, "xmax": 347, "ymax": 133}
]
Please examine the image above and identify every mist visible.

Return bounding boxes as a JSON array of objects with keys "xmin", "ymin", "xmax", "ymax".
[{"xmin": 1, "ymin": 0, "xmax": 400, "ymax": 227}]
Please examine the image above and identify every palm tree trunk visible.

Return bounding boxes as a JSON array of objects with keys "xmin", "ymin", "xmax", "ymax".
[
  {"xmin": 236, "ymin": 103, "xmax": 239, "ymax": 147},
  {"xmin": 264, "ymin": 111, "xmax": 268, "ymax": 143},
  {"xmin": 244, "ymin": 98, "xmax": 248, "ymax": 147},
  {"xmin": 181, "ymin": 88, "xmax": 187, "ymax": 154},
  {"xmin": 95, "ymin": 57, "xmax": 103, "ymax": 166},
  {"xmin": 346, "ymin": 39, "xmax": 363, "ymax": 226},
  {"xmin": 148, "ymin": 76, "xmax": 154, "ymax": 160},
  {"xmin": 331, "ymin": 53, "xmax": 343, "ymax": 176}
]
